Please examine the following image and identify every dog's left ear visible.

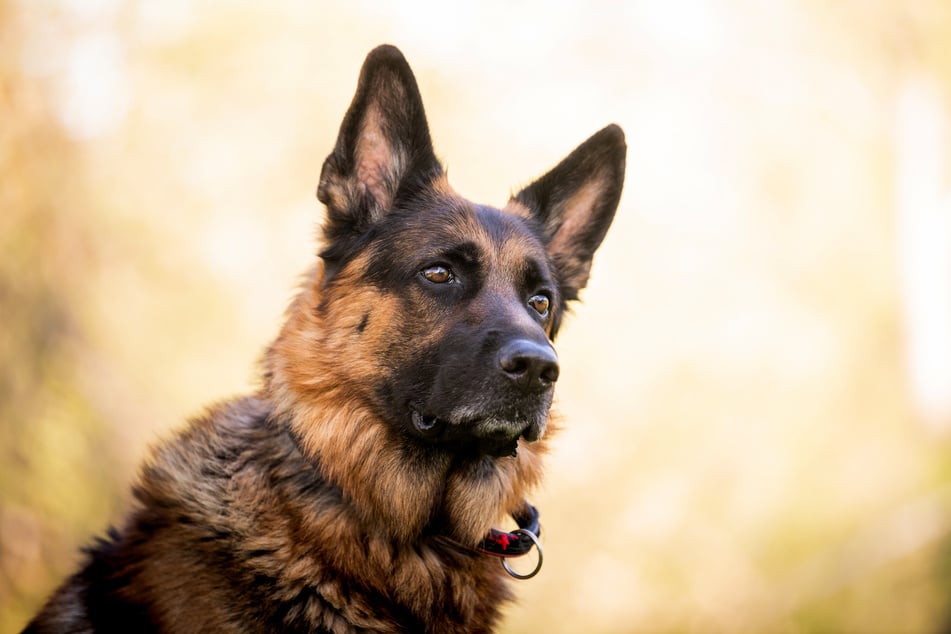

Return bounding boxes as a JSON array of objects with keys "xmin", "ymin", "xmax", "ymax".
[
  {"xmin": 513, "ymin": 124, "xmax": 626, "ymax": 302},
  {"xmin": 318, "ymin": 45, "xmax": 442, "ymax": 249}
]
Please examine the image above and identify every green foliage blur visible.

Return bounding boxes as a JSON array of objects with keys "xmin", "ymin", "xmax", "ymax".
[{"xmin": 0, "ymin": 3, "xmax": 122, "ymax": 630}]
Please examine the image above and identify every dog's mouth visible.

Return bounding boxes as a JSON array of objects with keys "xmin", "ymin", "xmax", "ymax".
[{"xmin": 409, "ymin": 406, "xmax": 544, "ymax": 458}]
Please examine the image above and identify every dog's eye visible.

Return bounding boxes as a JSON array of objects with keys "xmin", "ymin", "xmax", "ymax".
[
  {"xmin": 421, "ymin": 265, "xmax": 454, "ymax": 284},
  {"xmin": 528, "ymin": 294, "xmax": 550, "ymax": 316}
]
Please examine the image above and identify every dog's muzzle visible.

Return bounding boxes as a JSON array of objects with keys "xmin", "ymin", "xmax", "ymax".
[
  {"xmin": 406, "ymin": 337, "xmax": 557, "ymax": 457},
  {"xmin": 409, "ymin": 406, "xmax": 547, "ymax": 458}
]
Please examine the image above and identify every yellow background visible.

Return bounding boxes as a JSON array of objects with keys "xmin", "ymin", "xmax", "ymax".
[{"xmin": 4, "ymin": 1, "xmax": 951, "ymax": 631}]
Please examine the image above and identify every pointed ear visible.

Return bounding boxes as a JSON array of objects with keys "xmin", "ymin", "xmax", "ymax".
[
  {"xmin": 318, "ymin": 45, "xmax": 442, "ymax": 244},
  {"xmin": 513, "ymin": 124, "xmax": 626, "ymax": 301}
]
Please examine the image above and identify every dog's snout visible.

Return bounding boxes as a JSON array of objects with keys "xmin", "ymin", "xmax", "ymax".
[{"xmin": 498, "ymin": 339, "xmax": 559, "ymax": 392}]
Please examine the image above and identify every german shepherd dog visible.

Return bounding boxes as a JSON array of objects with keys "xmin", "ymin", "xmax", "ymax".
[{"xmin": 27, "ymin": 45, "xmax": 625, "ymax": 633}]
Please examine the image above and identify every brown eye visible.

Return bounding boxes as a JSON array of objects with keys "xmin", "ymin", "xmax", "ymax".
[
  {"xmin": 421, "ymin": 265, "xmax": 453, "ymax": 284},
  {"xmin": 528, "ymin": 294, "xmax": 550, "ymax": 316}
]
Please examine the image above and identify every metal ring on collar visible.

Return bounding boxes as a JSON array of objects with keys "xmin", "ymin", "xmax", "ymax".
[{"xmin": 501, "ymin": 528, "xmax": 543, "ymax": 580}]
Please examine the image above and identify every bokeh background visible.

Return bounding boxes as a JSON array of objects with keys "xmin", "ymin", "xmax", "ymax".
[{"xmin": 4, "ymin": 0, "xmax": 951, "ymax": 631}]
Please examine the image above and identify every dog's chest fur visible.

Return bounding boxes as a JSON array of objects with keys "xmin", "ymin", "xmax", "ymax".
[{"xmin": 47, "ymin": 397, "xmax": 515, "ymax": 633}]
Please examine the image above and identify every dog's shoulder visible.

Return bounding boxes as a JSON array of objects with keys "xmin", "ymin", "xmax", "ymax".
[
  {"xmin": 26, "ymin": 397, "xmax": 358, "ymax": 633},
  {"xmin": 135, "ymin": 395, "xmax": 274, "ymax": 507},
  {"xmin": 134, "ymin": 395, "xmax": 344, "ymax": 538}
]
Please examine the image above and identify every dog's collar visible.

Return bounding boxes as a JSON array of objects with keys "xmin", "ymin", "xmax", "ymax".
[{"xmin": 477, "ymin": 502, "xmax": 543, "ymax": 579}]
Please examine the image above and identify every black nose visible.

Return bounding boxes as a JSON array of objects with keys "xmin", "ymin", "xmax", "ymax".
[{"xmin": 498, "ymin": 339, "xmax": 560, "ymax": 392}]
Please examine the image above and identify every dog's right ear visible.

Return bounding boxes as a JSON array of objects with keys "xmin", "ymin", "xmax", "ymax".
[{"xmin": 318, "ymin": 45, "xmax": 442, "ymax": 256}]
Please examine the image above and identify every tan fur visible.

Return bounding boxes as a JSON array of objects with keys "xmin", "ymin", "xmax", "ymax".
[{"xmin": 502, "ymin": 198, "xmax": 535, "ymax": 220}]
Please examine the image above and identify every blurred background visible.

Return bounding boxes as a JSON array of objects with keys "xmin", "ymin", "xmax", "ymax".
[{"xmin": 3, "ymin": 0, "xmax": 951, "ymax": 631}]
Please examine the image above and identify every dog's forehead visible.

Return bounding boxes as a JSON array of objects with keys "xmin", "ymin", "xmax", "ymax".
[
  {"xmin": 419, "ymin": 198, "xmax": 551, "ymax": 273},
  {"xmin": 354, "ymin": 193, "xmax": 555, "ymax": 290}
]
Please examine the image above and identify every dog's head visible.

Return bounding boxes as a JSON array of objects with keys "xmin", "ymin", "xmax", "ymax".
[{"xmin": 271, "ymin": 45, "xmax": 624, "ymax": 466}]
